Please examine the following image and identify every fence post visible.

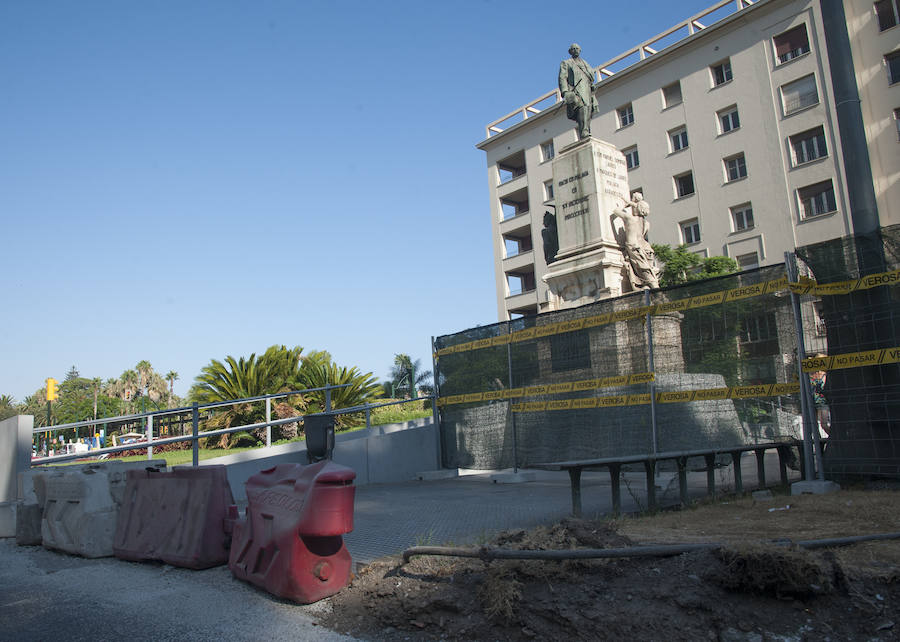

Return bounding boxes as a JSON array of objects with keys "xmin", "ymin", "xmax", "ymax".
[
  {"xmin": 644, "ymin": 289, "xmax": 658, "ymax": 458},
  {"xmin": 325, "ymin": 388, "xmax": 332, "ymax": 413},
  {"xmin": 146, "ymin": 414, "xmax": 154, "ymax": 460},
  {"xmin": 506, "ymin": 330, "xmax": 519, "ymax": 473},
  {"xmin": 192, "ymin": 402, "xmax": 199, "ymax": 467},
  {"xmin": 431, "ymin": 336, "xmax": 443, "ymax": 469},
  {"xmin": 265, "ymin": 396, "xmax": 272, "ymax": 448},
  {"xmin": 365, "ymin": 405, "xmax": 371, "ymax": 431},
  {"xmin": 785, "ymin": 251, "xmax": 824, "ymax": 481}
]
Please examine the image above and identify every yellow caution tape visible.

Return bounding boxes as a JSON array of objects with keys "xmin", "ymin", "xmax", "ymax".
[
  {"xmin": 437, "ymin": 372, "xmax": 654, "ymax": 407},
  {"xmin": 435, "ymin": 270, "xmax": 898, "ymax": 359},
  {"xmin": 802, "ymin": 347, "xmax": 900, "ymax": 372},
  {"xmin": 508, "ymin": 383, "xmax": 801, "ymax": 412}
]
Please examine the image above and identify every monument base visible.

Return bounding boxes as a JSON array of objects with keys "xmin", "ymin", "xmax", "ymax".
[{"xmin": 542, "ymin": 244, "xmax": 625, "ymax": 311}]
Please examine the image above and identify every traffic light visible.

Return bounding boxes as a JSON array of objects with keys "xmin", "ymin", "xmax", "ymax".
[{"xmin": 46, "ymin": 377, "xmax": 59, "ymax": 401}]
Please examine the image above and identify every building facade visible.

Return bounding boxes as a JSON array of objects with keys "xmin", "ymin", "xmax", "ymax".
[{"xmin": 478, "ymin": 0, "xmax": 899, "ymax": 321}]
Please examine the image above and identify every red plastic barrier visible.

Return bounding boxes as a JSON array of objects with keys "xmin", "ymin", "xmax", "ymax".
[
  {"xmin": 229, "ymin": 461, "xmax": 356, "ymax": 603},
  {"xmin": 113, "ymin": 465, "xmax": 236, "ymax": 569}
]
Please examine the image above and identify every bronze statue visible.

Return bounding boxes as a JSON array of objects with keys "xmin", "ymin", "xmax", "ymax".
[
  {"xmin": 558, "ymin": 43, "xmax": 598, "ymax": 140},
  {"xmin": 542, "ymin": 211, "xmax": 559, "ymax": 264}
]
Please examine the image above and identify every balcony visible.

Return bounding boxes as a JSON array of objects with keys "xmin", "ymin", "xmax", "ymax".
[{"xmin": 502, "ymin": 249, "xmax": 535, "ymax": 273}]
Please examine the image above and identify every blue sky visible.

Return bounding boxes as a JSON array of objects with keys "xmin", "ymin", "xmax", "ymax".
[{"xmin": 1, "ymin": 0, "xmax": 716, "ymax": 401}]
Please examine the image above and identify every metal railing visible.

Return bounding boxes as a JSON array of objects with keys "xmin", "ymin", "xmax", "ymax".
[{"xmin": 30, "ymin": 385, "xmax": 438, "ymax": 468}]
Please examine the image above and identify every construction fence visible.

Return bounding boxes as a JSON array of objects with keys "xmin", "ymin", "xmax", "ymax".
[{"xmin": 434, "ymin": 225, "xmax": 900, "ymax": 479}]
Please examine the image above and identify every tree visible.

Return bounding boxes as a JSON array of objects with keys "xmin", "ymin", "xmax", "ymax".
[
  {"xmin": 653, "ymin": 244, "xmax": 738, "ymax": 287},
  {"xmin": 0, "ymin": 394, "xmax": 18, "ymax": 421},
  {"xmin": 388, "ymin": 354, "xmax": 432, "ymax": 399},
  {"xmin": 165, "ymin": 371, "xmax": 179, "ymax": 404},
  {"xmin": 190, "ymin": 345, "xmax": 384, "ymax": 447},
  {"xmin": 91, "ymin": 378, "xmax": 102, "ymax": 421},
  {"xmin": 299, "ymin": 360, "xmax": 383, "ymax": 429}
]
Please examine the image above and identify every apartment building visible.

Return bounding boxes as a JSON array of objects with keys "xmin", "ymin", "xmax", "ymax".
[{"xmin": 477, "ymin": 0, "xmax": 899, "ymax": 321}]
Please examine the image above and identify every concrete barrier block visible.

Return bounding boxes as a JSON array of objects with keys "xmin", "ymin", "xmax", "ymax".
[
  {"xmin": 114, "ymin": 465, "xmax": 236, "ymax": 569},
  {"xmin": 39, "ymin": 460, "xmax": 167, "ymax": 557}
]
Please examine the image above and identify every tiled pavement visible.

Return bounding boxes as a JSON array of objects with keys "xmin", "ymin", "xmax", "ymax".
[{"xmin": 343, "ymin": 453, "xmax": 798, "ymax": 565}]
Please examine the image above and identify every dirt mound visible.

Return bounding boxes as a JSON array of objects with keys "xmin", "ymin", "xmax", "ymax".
[{"xmin": 320, "ymin": 490, "xmax": 900, "ymax": 640}]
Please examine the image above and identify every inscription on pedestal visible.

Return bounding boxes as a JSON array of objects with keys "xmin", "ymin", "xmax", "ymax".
[{"xmin": 552, "ymin": 139, "xmax": 629, "ymax": 260}]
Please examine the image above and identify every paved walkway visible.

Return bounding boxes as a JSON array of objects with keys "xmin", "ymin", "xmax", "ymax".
[{"xmin": 345, "ymin": 452, "xmax": 797, "ymax": 564}]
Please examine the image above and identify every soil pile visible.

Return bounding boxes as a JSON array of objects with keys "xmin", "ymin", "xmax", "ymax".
[{"xmin": 320, "ymin": 489, "xmax": 900, "ymax": 640}]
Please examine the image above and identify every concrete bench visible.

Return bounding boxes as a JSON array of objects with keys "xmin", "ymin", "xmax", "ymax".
[{"xmin": 531, "ymin": 441, "xmax": 805, "ymax": 517}]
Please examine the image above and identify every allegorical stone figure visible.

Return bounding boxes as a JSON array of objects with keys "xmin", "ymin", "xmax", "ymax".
[
  {"xmin": 541, "ymin": 211, "xmax": 559, "ymax": 264},
  {"xmin": 558, "ymin": 43, "xmax": 598, "ymax": 140},
  {"xmin": 612, "ymin": 192, "xmax": 660, "ymax": 290}
]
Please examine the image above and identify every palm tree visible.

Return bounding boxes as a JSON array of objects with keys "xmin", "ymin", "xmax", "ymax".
[
  {"xmin": 299, "ymin": 360, "xmax": 382, "ymax": 429},
  {"xmin": 0, "ymin": 394, "xmax": 18, "ymax": 421},
  {"xmin": 91, "ymin": 378, "xmax": 102, "ymax": 420},
  {"xmin": 165, "ymin": 371, "xmax": 179, "ymax": 404},
  {"xmin": 190, "ymin": 353, "xmax": 277, "ymax": 448},
  {"xmin": 190, "ymin": 345, "xmax": 384, "ymax": 446},
  {"xmin": 135, "ymin": 360, "xmax": 152, "ymax": 397}
]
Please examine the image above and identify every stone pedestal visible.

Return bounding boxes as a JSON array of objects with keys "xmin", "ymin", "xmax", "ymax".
[{"xmin": 543, "ymin": 137, "xmax": 629, "ymax": 311}]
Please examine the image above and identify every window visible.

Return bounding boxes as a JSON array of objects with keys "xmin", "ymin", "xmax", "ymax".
[
  {"xmin": 543, "ymin": 180, "xmax": 554, "ymax": 202},
  {"xmin": 781, "ymin": 74, "xmax": 818, "ymax": 115},
  {"xmin": 540, "ymin": 141, "xmax": 555, "ymax": 162},
  {"xmin": 669, "ymin": 126, "xmax": 689, "ymax": 152},
  {"xmin": 887, "ymin": 51, "xmax": 900, "ymax": 84},
  {"xmin": 731, "ymin": 203, "xmax": 754, "ymax": 231},
  {"xmin": 718, "ymin": 106, "xmax": 741, "ymax": 134},
  {"xmin": 895, "ymin": 108, "xmax": 900, "ymax": 140},
  {"xmin": 662, "ymin": 81, "xmax": 682, "ymax": 108},
  {"xmin": 737, "ymin": 252, "xmax": 759, "ymax": 271},
  {"xmin": 623, "ymin": 146, "xmax": 639, "ymax": 169},
  {"xmin": 711, "ymin": 59, "xmax": 733, "ymax": 86},
  {"xmin": 875, "ymin": 0, "xmax": 900, "ymax": 31},
  {"xmin": 675, "ymin": 172, "xmax": 695, "ymax": 198},
  {"xmin": 724, "ymin": 153, "xmax": 748, "ymax": 181},
  {"xmin": 790, "ymin": 126, "xmax": 828, "ymax": 165},
  {"xmin": 814, "ymin": 301, "xmax": 827, "ymax": 336},
  {"xmin": 681, "ymin": 218, "xmax": 701, "ymax": 244},
  {"xmin": 617, "ymin": 103, "xmax": 634, "ymax": 127},
  {"xmin": 740, "ymin": 312, "xmax": 779, "ymax": 358},
  {"xmin": 798, "ymin": 180, "xmax": 837, "ymax": 219},
  {"xmin": 774, "ymin": 24, "xmax": 810, "ymax": 64}
]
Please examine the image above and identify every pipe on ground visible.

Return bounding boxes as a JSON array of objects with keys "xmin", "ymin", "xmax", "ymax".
[{"xmin": 401, "ymin": 531, "xmax": 900, "ymax": 564}]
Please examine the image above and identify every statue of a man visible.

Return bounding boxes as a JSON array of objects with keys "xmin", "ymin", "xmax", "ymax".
[
  {"xmin": 558, "ymin": 43, "xmax": 598, "ymax": 140},
  {"xmin": 541, "ymin": 211, "xmax": 559, "ymax": 265},
  {"xmin": 612, "ymin": 193, "xmax": 660, "ymax": 290}
]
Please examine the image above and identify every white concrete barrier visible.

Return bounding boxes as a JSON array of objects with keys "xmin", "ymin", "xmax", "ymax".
[{"xmin": 38, "ymin": 460, "xmax": 167, "ymax": 557}]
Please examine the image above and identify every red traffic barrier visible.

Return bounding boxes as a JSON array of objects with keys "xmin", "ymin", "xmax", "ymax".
[
  {"xmin": 229, "ymin": 461, "xmax": 356, "ymax": 603},
  {"xmin": 114, "ymin": 465, "xmax": 236, "ymax": 569}
]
